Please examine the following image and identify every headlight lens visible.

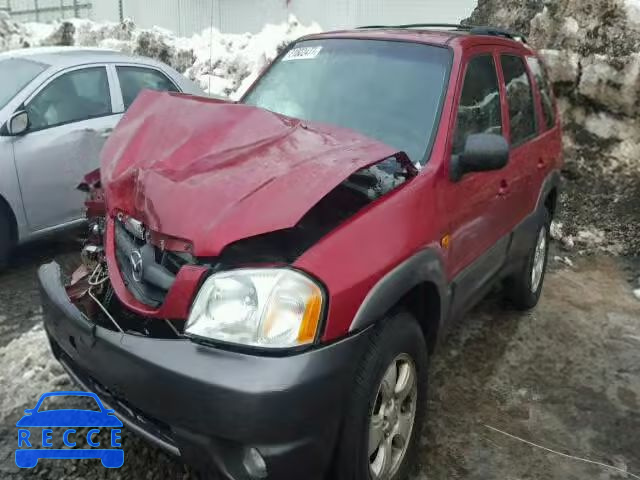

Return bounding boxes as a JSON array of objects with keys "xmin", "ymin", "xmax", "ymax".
[{"xmin": 185, "ymin": 269, "xmax": 324, "ymax": 348}]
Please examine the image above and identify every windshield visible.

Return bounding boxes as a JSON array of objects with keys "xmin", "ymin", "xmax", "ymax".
[
  {"xmin": 243, "ymin": 39, "xmax": 451, "ymax": 165},
  {"xmin": 0, "ymin": 58, "xmax": 48, "ymax": 110}
]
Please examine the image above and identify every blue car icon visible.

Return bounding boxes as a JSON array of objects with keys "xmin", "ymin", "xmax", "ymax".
[{"xmin": 16, "ymin": 391, "xmax": 124, "ymax": 468}]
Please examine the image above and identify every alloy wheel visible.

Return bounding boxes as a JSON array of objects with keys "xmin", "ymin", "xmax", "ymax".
[{"xmin": 368, "ymin": 353, "xmax": 418, "ymax": 480}]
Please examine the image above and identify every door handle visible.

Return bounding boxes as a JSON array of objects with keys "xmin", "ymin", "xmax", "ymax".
[
  {"xmin": 82, "ymin": 127, "xmax": 113, "ymax": 138},
  {"xmin": 498, "ymin": 180, "xmax": 510, "ymax": 197},
  {"xmin": 537, "ymin": 158, "xmax": 546, "ymax": 170}
]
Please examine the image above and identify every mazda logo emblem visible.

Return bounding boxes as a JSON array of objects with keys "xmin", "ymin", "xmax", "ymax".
[{"xmin": 129, "ymin": 250, "xmax": 143, "ymax": 282}]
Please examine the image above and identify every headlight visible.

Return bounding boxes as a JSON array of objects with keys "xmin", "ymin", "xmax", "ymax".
[{"xmin": 185, "ymin": 269, "xmax": 324, "ymax": 348}]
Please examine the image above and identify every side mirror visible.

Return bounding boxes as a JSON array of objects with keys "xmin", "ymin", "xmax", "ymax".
[
  {"xmin": 7, "ymin": 110, "xmax": 29, "ymax": 136},
  {"xmin": 451, "ymin": 133, "xmax": 509, "ymax": 182}
]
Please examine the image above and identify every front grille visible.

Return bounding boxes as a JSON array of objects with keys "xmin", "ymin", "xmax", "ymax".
[
  {"xmin": 114, "ymin": 219, "xmax": 191, "ymax": 307},
  {"xmin": 96, "ymin": 286, "xmax": 185, "ymax": 338}
]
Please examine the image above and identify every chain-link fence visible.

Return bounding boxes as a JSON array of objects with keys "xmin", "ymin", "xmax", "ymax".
[{"xmin": 0, "ymin": 0, "xmax": 93, "ymax": 22}]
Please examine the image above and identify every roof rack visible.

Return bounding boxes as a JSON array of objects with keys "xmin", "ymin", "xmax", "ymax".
[
  {"xmin": 356, "ymin": 23, "xmax": 528, "ymax": 43},
  {"xmin": 357, "ymin": 23, "xmax": 470, "ymax": 30}
]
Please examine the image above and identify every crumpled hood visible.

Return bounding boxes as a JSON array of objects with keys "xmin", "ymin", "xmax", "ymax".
[{"xmin": 100, "ymin": 91, "xmax": 398, "ymax": 256}]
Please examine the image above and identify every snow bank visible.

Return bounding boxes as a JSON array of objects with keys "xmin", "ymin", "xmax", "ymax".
[
  {"xmin": 0, "ymin": 323, "xmax": 70, "ymax": 421},
  {"xmin": 0, "ymin": 14, "xmax": 322, "ymax": 99}
]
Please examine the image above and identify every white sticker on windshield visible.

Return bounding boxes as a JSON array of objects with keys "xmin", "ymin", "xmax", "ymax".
[{"xmin": 282, "ymin": 46, "xmax": 323, "ymax": 61}]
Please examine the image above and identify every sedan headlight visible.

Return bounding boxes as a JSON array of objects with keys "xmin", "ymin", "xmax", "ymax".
[{"xmin": 185, "ymin": 269, "xmax": 324, "ymax": 348}]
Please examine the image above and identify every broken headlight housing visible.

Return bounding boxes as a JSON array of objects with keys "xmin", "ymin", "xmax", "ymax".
[{"xmin": 185, "ymin": 269, "xmax": 324, "ymax": 349}]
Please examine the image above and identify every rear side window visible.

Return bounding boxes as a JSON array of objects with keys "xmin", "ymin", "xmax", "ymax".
[
  {"xmin": 501, "ymin": 55, "xmax": 537, "ymax": 146},
  {"xmin": 452, "ymin": 55, "xmax": 502, "ymax": 155},
  {"xmin": 117, "ymin": 66, "xmax": 179, "ymax": 110},
  {"xmin": 527, "ymin": 56, "xmax": 556, "ymax": 130}
]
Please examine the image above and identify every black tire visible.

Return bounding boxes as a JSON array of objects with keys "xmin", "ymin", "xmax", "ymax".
[
  {"xmin": 333, "ymin": 311, "xmax": 428, "ymax": 480},
  {"xmin": 505, "ymin": 209, "xmax": 551, "ymax": 310},
  {"xmin": 0, "ymin": 209, "xmax": 13, "ymax": 269}
]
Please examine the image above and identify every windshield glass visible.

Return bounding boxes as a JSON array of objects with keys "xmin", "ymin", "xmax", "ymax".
[
  {"xmin": 0, "ymin": 58, "xmax": 48, "ymax": 110},
  {"xmin": 243, "ymin": 39, "xmax": 451, "ymax": 164}
]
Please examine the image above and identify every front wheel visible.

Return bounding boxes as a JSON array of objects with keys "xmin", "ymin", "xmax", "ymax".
[
  {"xmin": 506, "ymin": 209, "xmax": 551, "ymax": 310},
  {"xmin": 333, "ymin": 311, "xmax": 428, "ymax": 480}
]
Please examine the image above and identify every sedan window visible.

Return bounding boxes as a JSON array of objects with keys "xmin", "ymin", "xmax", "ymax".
[
  {"xmin": 0, "ymin": 58, "xmax": 48, "ymax": 110},
  {"xmin": 27, "ymin": 67, "xmax": 112, "ymax": 130},
  {"xmin": 117, "ymin": 66, "xmax": 179, "ymax": 110}
]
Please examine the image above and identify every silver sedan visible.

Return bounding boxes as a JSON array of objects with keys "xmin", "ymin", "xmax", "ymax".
[{"xmin": 0, "ymin": 47, "xmax": 203, "ymax": 266}]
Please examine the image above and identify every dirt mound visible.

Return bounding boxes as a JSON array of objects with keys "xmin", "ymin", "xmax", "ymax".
[{"xmin": 466, "ymin": 0, "xmax": 640, "ymax": 255}]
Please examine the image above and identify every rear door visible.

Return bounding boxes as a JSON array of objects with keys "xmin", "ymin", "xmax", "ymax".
[
  {"xmin": 444, "ymin": 48, "xmax": 510, "ymax": 314},
  {"xmin": 11, "ymin": 64, "xmax": 120, "ymax": 232},
  {"xmin": 525, "ymin": 55, "xmax": 562, "ymax": 209},
  {"xmin": 498, "ymin": 52, "xmax": 542, "ymax": 222}
]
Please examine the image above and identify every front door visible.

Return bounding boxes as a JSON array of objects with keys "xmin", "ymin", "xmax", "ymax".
[
  {"xmin": 11, "ymin": 65, "xmax": 119, "ymax": 232},
  {"xmin": 443, "ymin": 50, "xmax": 511, "ymax": 316}
]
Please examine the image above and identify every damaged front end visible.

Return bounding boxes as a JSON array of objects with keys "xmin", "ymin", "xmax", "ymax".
[
  {"xmin": 64, "ymin": 152, "xmax": 415, "ymax": 343},
  {"xmin": 62, "ymin": 93, "xmax": 418, "ymax": 344},
  {"xmin": 66, "ymin": 170, "xmax": 190, "ymax": 339}
]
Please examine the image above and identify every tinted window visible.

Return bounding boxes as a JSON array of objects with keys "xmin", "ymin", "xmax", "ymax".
[
  {"xmin": 453, "ymin": 55, "xmax": 502, "ymax": 155},
  {"xmin": 527, "ymin": 56, "xmax": 556, "ymax": 130},
  {"xmin": 27, "ymin": 67, "xmax": 111, "ymax": 130},
  {"xmin": 117, "ymin": 66, "xmax": 179, "ymax": 110},
  {"xmin": 0, "ymin": 58, "xmax": 48, "ymax": 110},
  {"xmin": 243, "ymin": 39, "xmax": 451, "ymax": 165},
  {"xmin": 501, "ymin": 55, "xmax": 537, "ymax": 145}
]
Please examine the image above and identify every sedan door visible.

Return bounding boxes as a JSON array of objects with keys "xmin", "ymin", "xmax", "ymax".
[{"xmin": 11, "ymin": 65, "xmax": 120, "ymax": 232}]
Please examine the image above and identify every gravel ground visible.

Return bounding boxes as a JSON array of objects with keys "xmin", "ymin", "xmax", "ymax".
[{"xmin": 0, "ymin": 241, "xmax": 639, "ymax": 479}]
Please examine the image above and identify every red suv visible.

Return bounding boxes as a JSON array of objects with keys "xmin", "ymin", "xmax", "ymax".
[{"xmin": 39, "ymin": 24, "xmax": 562, "ymax": 480}]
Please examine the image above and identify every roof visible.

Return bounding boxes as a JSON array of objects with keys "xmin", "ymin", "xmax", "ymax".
[
  {"xmin": 305, "ymin": 28, "xmax": 461, "ymax": 46},
  {"xmin": 303, "ymin": 25, "xmax": 531, "ymax": 51},
  {"xmin": 0, "ymin": 46, "xmax": 169, "ymax": 70}
]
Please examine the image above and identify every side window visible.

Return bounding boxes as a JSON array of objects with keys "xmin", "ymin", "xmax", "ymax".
[
  {"xmin": 501, "ymin": 55, "xmax": 537, "ymax": 146},
  {"xmin": 453, "ymin": 55, "xmax": 502, "ymax": 155},
  {"xmin": 117, "ymin": 66, "xmax": 179, "ymax": 110},
  {"xmin": 27, "ymin": 67, "xmax": 112, "ymax": 130},
  {"xmin": 527, "ymin": 56, "xmax": 556, "ymax": 130}
]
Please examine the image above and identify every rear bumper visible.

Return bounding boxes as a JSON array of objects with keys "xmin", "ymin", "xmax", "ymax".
[{"xmin": 39, "ymin": 261, "xmax": 369, "ymax": 479}]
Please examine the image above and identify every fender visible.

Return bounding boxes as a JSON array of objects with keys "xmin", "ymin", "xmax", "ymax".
[
  {"xmin": 349, "ymin": 248, "xmax": 447, "ymax": 334},
  {"xmin": 507, "ymin": 169, "xmax": 562, "ymax": 269},
  {"xmin": 0, "ymin": 138, "xmax": 28, "ymax": 242},
  {"xmin": 536, "ymin": 170, "xmax": 562, "ymax": 213}
]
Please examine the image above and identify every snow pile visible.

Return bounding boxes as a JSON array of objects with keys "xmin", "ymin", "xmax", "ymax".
[
  {"xmin": 0, "ymin": 15, "xmax": 321, "ymax": 99},
  {"xmin": 466, "ymin": 0, "xmax": 640, "ymax": 255},
  {"xmin": 0, "ymin": 11, "xmax": 27, "ymax": 51},
  {"xmin": 0, "ymin": 324, "xmax": 70, "ymax": 422}
]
